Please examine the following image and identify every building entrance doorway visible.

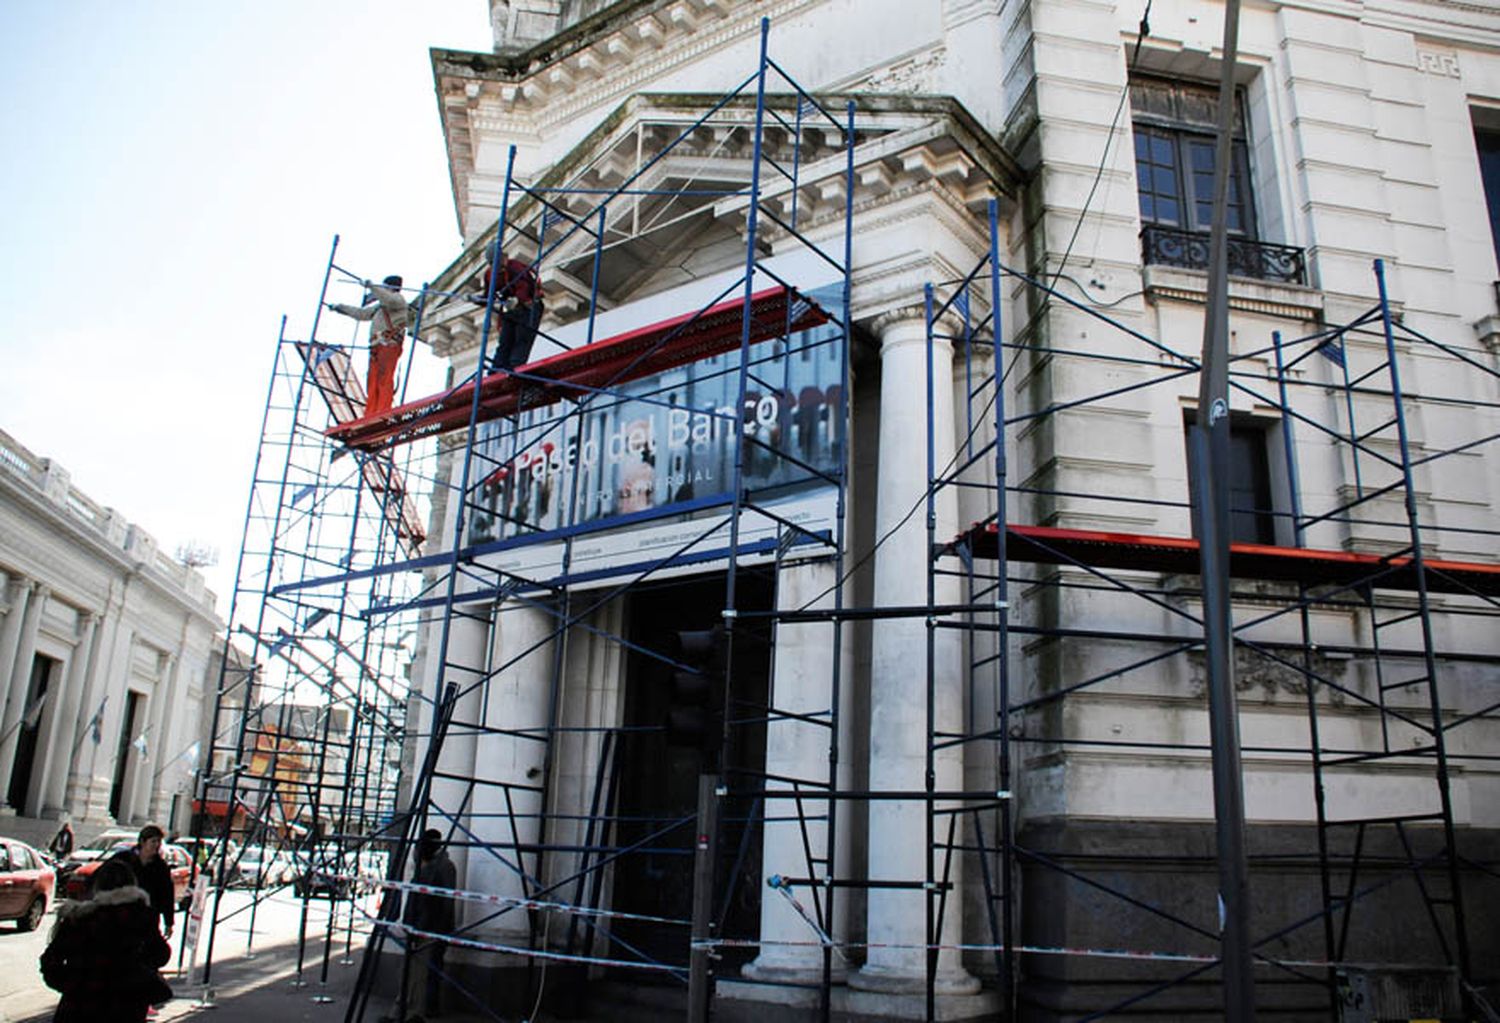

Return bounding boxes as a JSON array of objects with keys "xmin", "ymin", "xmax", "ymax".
[
  {"xmin": 612, "ymin": 570, "xmax": 771, "ymax": 975},
  {"xmin": 7, "ymin": 654, "xmax": 55, "ymax": 814},
  {"xmin": 109, "ymin": 690, "xmax": 143, "ymax": 820}
]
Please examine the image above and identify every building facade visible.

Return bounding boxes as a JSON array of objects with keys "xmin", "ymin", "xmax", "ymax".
[
  {"xmin": 397, "ymin": 1, "xmax": 1500, "ymax": 1018},
  {"xmin": 0, "ymin": 427, "xmax": 221, "ymax": 844}
]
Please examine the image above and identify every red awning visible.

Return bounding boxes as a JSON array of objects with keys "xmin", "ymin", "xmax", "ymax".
[
  {"xmin": 327, "ymin": 285, "xmax": 831, "ymax": 451},
  {"xmin": 962, "ymin": 522, "xmax": 1500, "ymax": 597}
]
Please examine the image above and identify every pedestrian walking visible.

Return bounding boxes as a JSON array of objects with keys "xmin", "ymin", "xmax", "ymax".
[
  {"xmin": 39, "ymin": 857, "xmax": 172, "ymax": 1023},
  {"xmin": 48, "ymin": 820, "xmax": 74, "ymax": 861},
  {"xmin": 110, "ymin": 824, "xmax": 177, "ymax": 938}
]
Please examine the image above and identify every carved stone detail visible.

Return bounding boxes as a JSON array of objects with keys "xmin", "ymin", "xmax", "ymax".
[
  {"xmin": 863, "ymin": 48, "xmax": 948, "ymax": 95},
  {"xmin": 1188, "ymin": 646, "xmax": 1348, "ymax": 703}
]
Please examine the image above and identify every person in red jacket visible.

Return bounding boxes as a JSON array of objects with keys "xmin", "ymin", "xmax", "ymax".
[
  {"xmin": 328, "ymin": 274, "xmax": 414, "ymax": 417},
  {"xmin": 40, "ymin": 858, "xmax": 172, "ymax": 1023},
  {"xmin": 472, "ymin": 248, "xmax": 544, "ymax": 372}
]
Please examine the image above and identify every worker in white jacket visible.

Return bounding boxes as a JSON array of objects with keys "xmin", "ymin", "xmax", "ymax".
[{"xmin": 327, "ymin": 274, "xmax": 413, "ymax": 417}]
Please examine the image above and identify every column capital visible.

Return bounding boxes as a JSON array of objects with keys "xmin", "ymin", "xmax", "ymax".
[
  {"xmin": 869, "ymin": 304, "xmax": 928, "ymax": 339},
  {"xmin": 869, "ymin": 305, "xmax": 965, "ymax": 355}
]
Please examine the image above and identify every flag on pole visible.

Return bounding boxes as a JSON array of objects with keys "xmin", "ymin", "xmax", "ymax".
[
  {"xmin": 1316, "ymin": 336, "xmax": 1346, "ymax": 368},
  {"xmin": 186, "ymin": 740, "xmax": 202, "ymax": 767},
  {"xmin": 21, "ymin": 688, "xmax": 48, "ymax": 730},
  {"xmin": 89, "ymin": 696, "xmax": 108, "ymax": 746},
  {"xmin": 132, "ymin": 732, "xmax": 149, "ymax": 760}
]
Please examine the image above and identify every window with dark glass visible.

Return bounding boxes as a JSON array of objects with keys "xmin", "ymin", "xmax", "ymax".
[
  {"xmin": 1131, "ymin": 76, "xmax": 1256, "ymax": 237},
  {"xmin": 1184, "ymin": 416, "xmax": 1278, "ymax": 546},
  {"xmin": 1474, "ymin": 124, "xmax": 1500, "ymax": 272}
]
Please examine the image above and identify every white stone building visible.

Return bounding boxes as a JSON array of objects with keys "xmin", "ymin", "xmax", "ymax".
[
  {"xmin": 394, "ymin": 1, "xmax": 1500, "ymax": 1018},
  {"xmin": 0, "ymin": 427, "xmax": 221, "ymax": 844}
]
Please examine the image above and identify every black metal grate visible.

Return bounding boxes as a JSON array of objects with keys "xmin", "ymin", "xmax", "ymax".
[{"xmin": 1141, "ymin": 224, "xmax": 1307, "ymax": 285}]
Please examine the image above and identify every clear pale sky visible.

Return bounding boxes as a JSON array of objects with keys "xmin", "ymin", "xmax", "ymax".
[{"xmin": 0, "ymin": 2, "xmax": 494, "ymax": 615}]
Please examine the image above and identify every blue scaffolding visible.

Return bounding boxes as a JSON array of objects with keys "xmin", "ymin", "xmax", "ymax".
[{"xmin": 930, "ymin": 211, "xmax": 1500, "ymax": 1020}]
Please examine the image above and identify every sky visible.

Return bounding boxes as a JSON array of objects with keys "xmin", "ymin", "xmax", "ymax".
[{"xmin": 0, "ymin": 2, "xmax": 495, "ymax": 616}]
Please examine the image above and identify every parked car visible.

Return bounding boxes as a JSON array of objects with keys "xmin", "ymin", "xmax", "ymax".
[
  {"xmin": 63, "ymin": 827, "xmax": 139, "ymax": 865},
  {"xmin": 231, "ymin": 844, "xmax": 295, "ymax": 889},
  {"xmin": 292, "ymin": 844, "xmax": 356, "ymax": 900},
  {"xmin": 58, "ymin": 840, "xmax": 194, "ymax": 909},
  {"xmin": 0, "ymin": 838, "xmax": 55, "ymax": 931},
  {"xmin": 175, "ymin": 836, "xmax": 242, "ymax": 887}
]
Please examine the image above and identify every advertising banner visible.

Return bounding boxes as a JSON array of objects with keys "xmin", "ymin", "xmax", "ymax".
[{"xmin": 468, "ymin": 283, "xmax": 846, "ymax": 586}]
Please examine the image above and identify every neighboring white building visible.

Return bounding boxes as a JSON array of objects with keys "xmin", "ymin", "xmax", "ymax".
[
  {"xmin": 0, "ymin": 427, "xmax": 221, "ymax": 843},
  {"xmin": 391, "ymin": 1, "xmax": 1500, "ymax": 1018}
]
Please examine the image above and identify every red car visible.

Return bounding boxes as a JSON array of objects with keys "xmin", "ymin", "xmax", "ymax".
[
  {"xmin": 0, "ymin": 837, "xmax": 55, "ymax": 931},
  {"xmin": 59, "ymin": 841, "xmax": 194, "ymax": 910}
]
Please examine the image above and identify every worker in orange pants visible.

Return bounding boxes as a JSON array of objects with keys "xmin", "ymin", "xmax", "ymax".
[{"xmin": 328, "ymin": 274, "xmax": 413, "ymax": 418}]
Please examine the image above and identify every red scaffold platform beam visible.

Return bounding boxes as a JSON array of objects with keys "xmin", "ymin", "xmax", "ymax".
[
  {"xmin": 325, "ymin": 285, "xmax": 830, "ymax": 452},
  {"xmin": 962, "ymin": 522, "xmax": 1500, "ymax": 597}
]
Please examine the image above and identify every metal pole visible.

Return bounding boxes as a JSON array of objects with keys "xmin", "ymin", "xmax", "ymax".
[
  {"xmin": 1189, "ymin": 0, "xmax": 1255, "ymax": 1016},
  {"xmin": 687, "ymin": 772, "xmax": 721, "ymax": 1022}
]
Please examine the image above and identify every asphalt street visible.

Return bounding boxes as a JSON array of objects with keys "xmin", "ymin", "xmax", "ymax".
[{"xmin": 0, "ymin": 887, "xmax": 380, "ymax": 1023}]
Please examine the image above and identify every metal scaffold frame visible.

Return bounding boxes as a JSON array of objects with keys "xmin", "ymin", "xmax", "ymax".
[
  {"xmin": 323, "ymin": 20, "xmax": 864, "ymax": 1023},
  {"xmin": 192, "ymin": 238, "xmax": 443, "ymax": 1004},
  {"xmin": 927, "ymin": 204, "xmax": 1499, "ymax": 1020},
  {"xmin": 200, "ymin": 18, "xmax": 1498, "ymax": 1023}
]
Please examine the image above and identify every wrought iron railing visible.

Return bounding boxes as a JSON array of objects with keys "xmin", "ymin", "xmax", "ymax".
[{"xmin": 1140, "ymin": 224, "xmax": 1307, "ymax": 285}]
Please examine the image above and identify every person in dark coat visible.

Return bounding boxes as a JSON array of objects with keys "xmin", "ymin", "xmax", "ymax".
[
  {"xmin": 48, "ymin": 821, "xmax": 74, "ymax": 861},
  {"xmin": 40, "ymin": 857, "xmax": 172, "ymax": 1023},
  {"xmin": 110, "ymin": 824, "xmax": 176, "ymax": 937},
  {"xmin": 402, "ymin": 828, "xmax": 457, "ymax": 1021}
]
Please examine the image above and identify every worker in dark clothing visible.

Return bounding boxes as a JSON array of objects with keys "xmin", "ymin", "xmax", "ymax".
[
  {"xmin": 49, "ymin": 821, "xmax": 75, "ymax": 861},
  {"xmin": 401, "ymin": 828, "xmax": 457, "ymax": 1021},
  {"xmin": 109, "ymin": 824, "xmax": 176, "ymax": 938},
  {"xmin": 471, "ymin": 247, "xmax": 544, "ymax": 372}
]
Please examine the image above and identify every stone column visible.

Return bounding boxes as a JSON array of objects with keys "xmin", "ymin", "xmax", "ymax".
[
  {"xmin": 66, "ymin": 602, "xmax": 120, "ymax": 818},
  {"xmin": 82, "ymin": 624, "xmax": 135, "ymax": 823},
  {"xmin": 425, "ymin": 590, "xmax": 490, "ymax": 890},
  {"xmin": 30, "ymin": 611, "xmax": 98, "ymax": 816},
  {"xmin": 742, "ymin": 559, "xmax": 854, "ymax": 988},
  {"xmin": 0, "ymin": 578, "xmax": 36, "ymax": 712},
  {"xmin": 0, "ymin": 584, "xmax": 49, "ymax": 806},
  {"xmin": 131, "ymin": 653, "xmax": 174, "ymax": 824},
  {"xmin": 467, "ymin": 598, "xmax": 554, "ymax": 945},
  {"xmin": 850, "ymin": 312, "xmax": 977, "ymax": 997}
]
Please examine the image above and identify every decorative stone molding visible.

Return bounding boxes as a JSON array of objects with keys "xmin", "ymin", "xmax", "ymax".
[
  {"xmin": 1474, "ymin": 314, "xmax": 1500, "ymax": 355},
  {"xmin": 1142, "ymin": 264, "xmax": 1323, "ymax": 322},
  {"xmin": 1416, "ymin": 48, "xmax": 1461, "ymax": 77},
  {"xmin": 1188, "ymin": 646, "xmax": 1349, "ymax": 704},
  {"xmin": 861, "ymin": 48, "xmax": 948, "ymax": 95}
]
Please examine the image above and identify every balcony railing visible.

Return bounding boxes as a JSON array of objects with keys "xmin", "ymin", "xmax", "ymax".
[{"xmin": 1140, "ymin": 224, "xmax": 1307, "ymax": 286}]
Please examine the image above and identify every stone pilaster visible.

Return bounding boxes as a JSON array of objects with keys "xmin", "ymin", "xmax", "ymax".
[{"xmin": 29, "ymin": 611, "xmax": 98, "ymax": 816}]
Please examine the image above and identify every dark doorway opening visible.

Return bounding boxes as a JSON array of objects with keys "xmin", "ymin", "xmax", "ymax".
[
  {"xmin": 8, "ymin": 654, "xmax": 56, "ymax": 813},
  {"xmin": 109, "ymin": 690, "xmax": 143, "ymax": 820},
  {"xmin": 612, "ymin": 570, "xmax": 771, "ymax": 977}
]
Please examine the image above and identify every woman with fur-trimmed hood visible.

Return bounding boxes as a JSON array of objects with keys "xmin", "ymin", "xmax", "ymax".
[{"xmin": 39, "ymin": 858, "xmax": 172, "ymax": 1022}]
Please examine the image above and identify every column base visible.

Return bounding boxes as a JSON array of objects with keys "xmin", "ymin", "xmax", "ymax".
[
  {"xmin": 740, "ymin": 953, "xmax": 849, "ymax": 987},
  {"xmin": 849, "ymin": 961, "xmax": 981, "ymax": 996},
  {"xmin": 844, "ymin": 986, "xmax": 998, "ymax": 1021}
]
